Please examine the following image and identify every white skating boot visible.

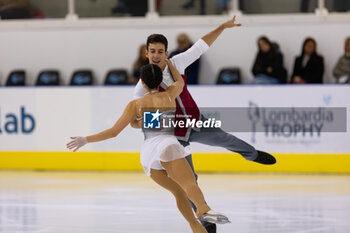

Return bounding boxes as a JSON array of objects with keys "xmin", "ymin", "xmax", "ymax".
[{"xmin": 199, "ymin": 210, "xmax": 231, "ymax": 224}]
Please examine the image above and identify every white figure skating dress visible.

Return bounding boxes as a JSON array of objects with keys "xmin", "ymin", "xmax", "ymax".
[{"xmin": 140, "ymin": 111, "xmax": 188, "ymax": 176}]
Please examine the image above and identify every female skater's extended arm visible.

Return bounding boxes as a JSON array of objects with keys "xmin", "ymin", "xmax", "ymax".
[{"xmin": 67, "ymin": 100, "xmax": 137, "ymax": 152}]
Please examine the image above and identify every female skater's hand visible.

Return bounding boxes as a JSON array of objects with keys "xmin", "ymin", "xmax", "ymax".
[
  {"xmin": 165, "ymin": 59, "xmax": 172, "ymax": 67},
  {"xmin": 66, "ymin": 136, "xmax": 88, "ymax": 152},
  {"xmin": 221, "ymin": 15, "xmax": 242, "ymax": 29}
]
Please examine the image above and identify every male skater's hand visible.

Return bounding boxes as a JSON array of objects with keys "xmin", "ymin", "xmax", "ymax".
[
  {"xmin": 201, "ymin": 15, "xmax": 242, "ymax": 46},
  {"xmin": 67, "ymin": 136, "xmax": 88, "ymax": 152},
  {"xmin": 221, "ymin": 15, "xmax": 242, "ymax": 29}
]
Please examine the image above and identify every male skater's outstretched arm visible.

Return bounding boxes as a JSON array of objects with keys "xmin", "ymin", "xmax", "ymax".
[{"xmin": 133, "ymin": 16, "xmax": 242, "ymax": 100}]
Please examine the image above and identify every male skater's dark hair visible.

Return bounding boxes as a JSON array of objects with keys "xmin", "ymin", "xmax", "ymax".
[{"xmin": 147, "ymin": 34, "xmax": 168, "ymax": 51}]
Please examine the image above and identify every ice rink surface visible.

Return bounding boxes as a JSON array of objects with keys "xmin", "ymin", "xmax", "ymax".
[{"xmin": 0, "ymin": 171, "xmax": 349, "ymax": 233}]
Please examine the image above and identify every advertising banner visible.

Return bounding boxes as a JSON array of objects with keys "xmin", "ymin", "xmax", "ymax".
[{"xmin": 0, "ymin": 86, "xmax": 349, "ymax": 154}]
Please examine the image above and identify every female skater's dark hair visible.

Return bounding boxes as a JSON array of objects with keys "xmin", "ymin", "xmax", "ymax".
[{"xmin": 140, "ymin": 64, "xmax": 163, "ymax": 89}]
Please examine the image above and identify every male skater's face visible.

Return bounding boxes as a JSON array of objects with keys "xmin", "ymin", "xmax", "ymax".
[{"xmin": 146, "ymin": 43, "xmax": 168, "ymax": 71}]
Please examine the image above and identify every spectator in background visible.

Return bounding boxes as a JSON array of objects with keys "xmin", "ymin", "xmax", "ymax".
[
  {"xmin": 169, "ymin": 33, "xmax": 200, "ymax": 84},
  {"xmin": 291, "ymin": 37, "xmax": 324, "ymax": 84},
  {"xmin": 300, "ymin": 0, "xmax": 310, "ymax": 12},
  {"xmin": 333, "ymin": 0, "xmax": 350, "ymax": 12},
  {"xmin": 30, "ymin": 4, "xmax": 44, "ymax": 18},
  {"xmin": 301, "ymin": 0, "xmax": 350, "ymax": 12},
  {"xmin": 251, "ymin": 36, "xmax": 287, "ymax": 84},
  {"xmin": 216, "ymin": 0, "xmax": 230, "ymax": 14},
  {"xmin": 111, "ymin": 0, "xmax": 128, "ymax": 14},
  {"xmin": 239, "ymin": 0, "xmax": 245, "ymax": 12},
  {"xmin": 0, "ymin": 0, "xmax": 30, "ymax": 19},
  {"xmin": 182, "ymin": 0, "xmax": 206, "ymax": 15},
  {"xmin": 111, "ymin": 0, "xmax": 148, "ymax": 16},
  {"xmin": 333, "ymin": 37, "xmax": 350, "ymax": 83},
  {"xmin": 130, "ymin": 44, "xmax": 149, "ymax": 84},
  {"xmin": 182, "ymin": 0, "xmax": 231, "ymax": 15}
]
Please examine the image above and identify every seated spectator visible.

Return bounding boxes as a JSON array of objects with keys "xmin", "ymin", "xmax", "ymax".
[
  {"xmin": 251, "ymin": 36, "xmax": 286, "ymax": 84},
  {"xmin": 182, "ymin": 0, "xmax": 206, "ymax": 15},
  {"xmin": 0, "ymin": 0, "xmax": 30, "ymax": 19},
  {"xmin": 333, "ymin": 0, "xmax": 350, "ymax": 12},
  {"xmin": 130, "ymin": 44, "xmax": 148, "ymax": 84},
  {"xmin": 216, "ymin": 0, "xmax": 230, "ymax": 14},
  {"xmin": 30, "ymin": 4, "xmax": 44, "ymax": 18},
  {"xmin": 169, "ymin": 33, "xmax": 200, "ymax": 84},
  {"xmin": 291, "ymin": 37, "xmax": 324, "ymax": 84},
  {"xmin": 182, "ymin": 0, "xmax": 230, "ymax": 15},
  {"xmin": 333, "ymin": 37, "xmax": 350, "ymax": 84},
  {"xmin": 111, "ymin": 0, "xmax": 148, "ymax": 16},
  {"xmin": 300, "ymin": 0, "xmax": 310, "ymax": 12}
]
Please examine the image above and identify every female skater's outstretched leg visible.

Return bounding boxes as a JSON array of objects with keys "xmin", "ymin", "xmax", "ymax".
[
  {"xmin": 160, "ymin": 158, "xmax": 211, "ymax": 219},
  {"xmin": 150, "ymin": 169, "xmax": 207, "ymax": 233}
]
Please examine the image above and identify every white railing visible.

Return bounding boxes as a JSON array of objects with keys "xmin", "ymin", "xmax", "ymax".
[
  {"xmin": 0, "ymin": 0, "xmax": 349, "ymax": 28},
  {"xmin": 59, "ymin": 0, "xmax": 343, "ymax": 20},
  {"xmin": 66, "ymin": 0, "xmax": 78, "ymax": 20},
  {"xmin": 315, "ymin": 0, "xmax": 328, "ymax": 15},
  {"xmin": 146, "ymin": 0, "xmax": 159, "ymax": 18}
]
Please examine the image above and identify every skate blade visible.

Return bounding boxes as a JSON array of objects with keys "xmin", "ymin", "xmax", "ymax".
[{"xmin": 200, "ymin": 214, "xmax": 231, "ymax": 224}]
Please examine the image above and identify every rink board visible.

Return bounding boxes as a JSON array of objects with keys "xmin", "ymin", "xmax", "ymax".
[
  {"xmin": 0, "ymin": 86, "xmax": 349, "ymax": 173},
  {"xmin": 0, "ymin": 151, "xmax": 350, "ymax": 174}
]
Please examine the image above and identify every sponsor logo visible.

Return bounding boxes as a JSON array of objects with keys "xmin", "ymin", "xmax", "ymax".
[
  {"xmin": 248, "ymin": 102, "xmax": 335, "ymax": 143},
  {"xmin": 0, "ymin": 106, "xmax": 36, "ymax": 134}
]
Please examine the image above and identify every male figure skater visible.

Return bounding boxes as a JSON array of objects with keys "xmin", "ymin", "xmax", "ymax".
[{"xmin": 133, "ymin": 16, "xmax": 276, "ymax": 233}]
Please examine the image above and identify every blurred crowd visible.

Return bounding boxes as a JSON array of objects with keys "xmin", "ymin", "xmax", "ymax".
[
  {"xmin": 1, "ymin": 1, "xmax": 349, "ymax": 85},
  {"xmin": 2, "ymin": 33, "xmax": 349, "ymax": 86},
  {"xmin": 128, "ymin": 33, "xmax": 350, "ymax": 85},
  {"xmin": 250, "ymin": 36, "xmax": 350, "ymax": 84},
  {"xmin": 1, "ymin": 0, "xmax": 350, "ymax": 19},
  {"xmin": 0, "ymin": 0, "xmax": 44, "ymax": 19}
]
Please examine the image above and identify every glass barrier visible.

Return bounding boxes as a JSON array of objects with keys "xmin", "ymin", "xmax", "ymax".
[
  {"xmin": 32, "ymin": 0, "xmax": 68, "ymax": 18},
  {"xmin": 0, "ymin": 0, "xmax": 68, "ymax": 19},
  {"xmin": 76, "ymin": 0, "xmax": 147, "ymax": 18},
  {"xmin": 240, "ymin": 0, "xmax": 318, "ymax": 14},
  {"xmin": 1, "ymin": 0, "xmax": 349, "ymax": 20},
  {"xmin": 325, "ymin": 0, "xmax": 350, "ymax": 12},
  {"xmin": 158, "ymin": 0, "xmax": 230, "ymax": 16}
]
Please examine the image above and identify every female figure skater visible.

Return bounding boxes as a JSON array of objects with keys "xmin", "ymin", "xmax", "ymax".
[{"xmin": 67, "ymin": 60, "xmax": 229, "ymax": 233}]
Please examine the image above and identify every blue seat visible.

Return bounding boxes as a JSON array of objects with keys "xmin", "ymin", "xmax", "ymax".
[
  {"xmin": 6, "ymin": 70, "xmax": 26, "ymax": 86},
  {"xmin": 70, "ymin": 70, "xmax": 94, "ymax": 86},
  {"xmin": 104, "ymin": 69, "xmax": 128, "ymax": 85},
  {"xmin": 216, "ymin": 68, "xmax": 241, "ymax": 84},
  {"xmin": 36, "ymin": 70, "xmax": 60, "ymax": 86}
]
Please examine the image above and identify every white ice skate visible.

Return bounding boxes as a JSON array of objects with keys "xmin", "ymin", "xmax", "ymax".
[{"xmin": 199, "ymin": 210, "xmax": 231, "ymax": 224}]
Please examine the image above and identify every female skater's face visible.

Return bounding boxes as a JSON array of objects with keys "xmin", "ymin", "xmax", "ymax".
[{"xmin": 146, "ymin": 43, "xmax": 168, "ymax": 70}]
